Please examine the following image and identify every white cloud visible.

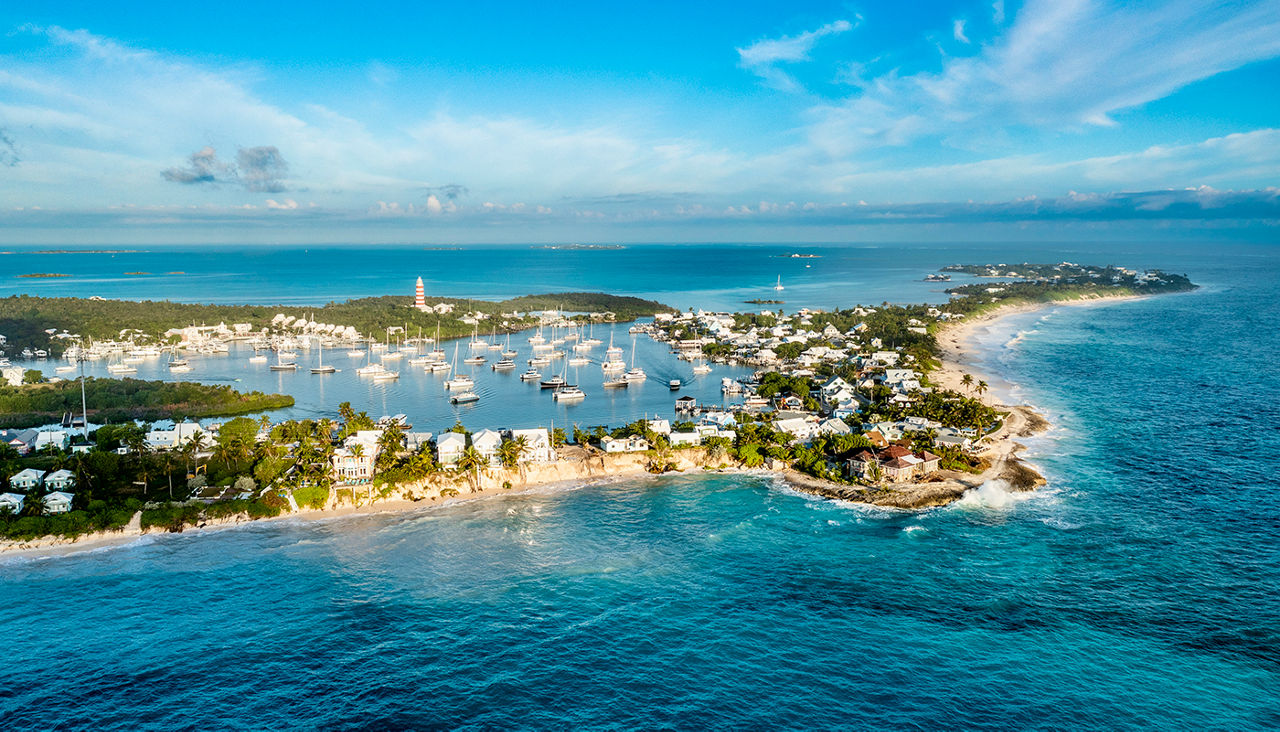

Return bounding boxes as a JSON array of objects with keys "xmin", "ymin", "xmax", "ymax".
[
  {"xmin": 953, "ymin": 19, "xmax": 970, "ymax": 44},
  {"xmin": 737, "ymin": 19, "xmax": 855, "ymax": 92}
]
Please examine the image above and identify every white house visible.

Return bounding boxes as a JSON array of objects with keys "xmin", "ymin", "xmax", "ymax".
[
  {"xmin": 44, "ymin": 469, "xmax": 76, "ymax": 491},
  {"xmin": 775, "ymin": 417, "xmax": 819, "ymax": 442},
  {"xmin": 669, "ymin": 431, "xmax": 701, "ymax": 447},
  {"xmin": 9, "ymin": 468, "xmax": 44, "ymax": 491},
  {"xmin": 146, "ymin": 422, "xmax": 206, "ymax": 451},
  {"xmin": 601, "ymin": 435, "xmax": 650, "ymax": 453},
  {"xmin": 43, "ymin": 491, "xmax": 75, "ymax": 514},
  {"xmin": 818, "ymin": 418, "xmax": 852, "ymax": 436},
  {"xmin": 436, "ymin": 432, "xmax": 468, "ymax": 466},
  {"xmin": 34, "ymin": 430, "xmax": 69, "ymax": 452},
  {"xmin": 645, "ymin": 419, "xmax": 671, "ymax": 435},
  {"xmin": 472, "ymin": 429, "xmax": 503, "ymax": 466},
  {"xmin": 0, "ymin": 493, "xmax": 24, "ymax": 514},
  {"xmin": 701, "ymin": 411, "xmax": 737, "ymax": 428},
  {"xmin": 509, "ymin": 428, "xmax": 554, "ymax": 462},
  {"xmin": 331, "ymin": 431, "xmax": 380, "ymax": 484}
]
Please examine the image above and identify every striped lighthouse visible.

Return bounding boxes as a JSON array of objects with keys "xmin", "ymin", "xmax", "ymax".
[{"xmin": 414, "ymin": 277, "xmax": 426, "ymax": 310}]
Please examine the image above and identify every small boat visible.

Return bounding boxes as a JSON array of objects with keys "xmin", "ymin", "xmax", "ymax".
[
  {"xmin": 269, "ymin": 361, "xmax": 297, "ymax": 371},
  {"xmin": 602, "ymin": 378, "xmax": 628, "ymax": 389},
  {"xmin": 529, "ymin": 356, "xmax": 551, "ymax": 367},
  {"xmin": 356, "ymin": 362, "xmax": 386, "ymax": 375},
  {"xmin": 692, "ymin": 363, "xmax": 712, "ymax": 375},
  {"xmin": 249, "ymin": 355, "xmax": 268, "ymax": 364},
  {"xmin": 55, "ymin": 364, "xmax": 77, "ymax": 373},
  {"xmin": 347, "ymin": 349, "xmax": 366, "ymax": 357},
  {"xmin": 924, "ymin": 273, "xmax": 952, "ymax": 282},
  {"xmin": 463, "ymin": 355, "xmax": 486, "ymax": 365},
  {"xmin": 602, "ymin": 359, "xmax": 626, "ymax": 372},
  {"xmin": 450, "ymin": 391, "xmax": 480, "ymax": 404},
  {"xmin": 428, "ymin": 361, "xmax": 452, "ymax": 374},
  {"xmin": 540, "ymin": 374, "xmax": 566, "ymax": 390},
  {"xmin": 520, "ymin": 368, "xmax": 542, "ymax": 381},
  {"xmin": 568, "ymin": 356, "xmax": 590, "ymax": 367},
  {"xmin": 372, "ymin": 370, "xmax": 399, "ymax": 381},
  {"xmin": 168, "ymin": 358, "xmax": 189, "ymax": 368},
  {"xmin": 170, "ymin": 364, "xmax": 193, "ymax": 374},
  {"xmin": 553, "ymin": 385, "xmax": 585, "ymax": 402},
  {"xmin": 669, "ymin": 379, "xmax": 682, "ymax": 390},
  {"xmin": 624, "ymin": 368, "xmax": 647, "ymax": 382},
  {"xmin": 774, "ymin": 275, "xmax": 784, "ymax": 291},
  {"xmin": 107, "ymin": 363, "xmax": 137, "ymax": 374},
  {"xmin": 502, "ymin": 349, "xmax": 518, "ymax": 358},
  {"xmin": 381, "ymin": 351, "xmax": 403, "ymax": 361},
  {"xmin": 492, "ymin": 358, "xmax": 516, "ymax": 370}
]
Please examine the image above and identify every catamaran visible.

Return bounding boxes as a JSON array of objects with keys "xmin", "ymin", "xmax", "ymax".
[
  {"xmin": 269, "ymin": 349, "xmax": 297, "ymax": 371},
  {"xmin": 520, "ymin": 367, "xmax": 542, "ymax": 381},
  {"xmin": 602, "ymin": 331, "xmax": 626, "ymax": 371},
  {"xmin": 774, "ymin": 275, "xmax": 784, "ymax": 291},
  {"xmin": 553, "ymin": 384, "xmax": 585, "ymax": 402},
  {"xmin": 408, "ymin": 327, "xmax": 432, "ymax": 365},
  {"xmin": 444, "ymin": 344, "xmax": 474, "ymax": 389},
  {"xmin": 488, "ymin": 325, "xmax": 503, "ymax": 351},
  {"xmin": 450, "ymin": 390, "xmax": 479, "ymax": 404},
  {"xmin": 492, "ymin": 356, "xmax": 516, "ymax": 370}
]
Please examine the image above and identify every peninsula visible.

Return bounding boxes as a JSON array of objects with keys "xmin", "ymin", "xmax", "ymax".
[{"xmin": 0, "ymin": 264, "xmax": 1196, "ymax": 552}]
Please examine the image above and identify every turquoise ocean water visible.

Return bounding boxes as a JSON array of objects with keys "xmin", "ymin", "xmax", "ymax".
[{"xmin": 2, "ymin": 241, "xmax": 1279, "ymax": 728}]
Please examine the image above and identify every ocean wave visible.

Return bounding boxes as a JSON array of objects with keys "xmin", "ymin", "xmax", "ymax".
[{"xmin": 954, "ymin": 479, "xmax": 1037, "ymax": 509}]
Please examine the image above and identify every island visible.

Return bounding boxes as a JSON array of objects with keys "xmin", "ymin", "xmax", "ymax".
[
  {"xmin": 16, "ymin": 273, "xmax": 71, "ymax": 279},
  {"xmin": 0, "ymin": 265, "xmax": 1197, "ymax": 553}
]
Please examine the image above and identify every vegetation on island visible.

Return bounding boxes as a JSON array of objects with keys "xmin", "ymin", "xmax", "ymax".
[
  {"xmin": 0, "ymin": 377, "xmax": 294, "ymax": 429},
  {"xmin": 0, "ymin": 291, "xmax": 674, "ymax": 356}
]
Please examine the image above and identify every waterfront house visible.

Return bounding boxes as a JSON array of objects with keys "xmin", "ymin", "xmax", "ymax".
[
  {"xmin": 669, "ymin": 431, "xmax": 701, "ymax": 447},
  {"xmin": 818, "ymin": 418, "xmax": 852, "ymax": 436},
  {"xmin": 331, "ymin": 432, "xmax": 380, "ymax": 484},
  {"xmin": 701, "ymin": 411, "xmax": 737, "ymax": 429},
  {"xmin": 43, "ymin": 491, "xmax": 75, "ymax": 514},
  {"xmin": 775, "ymin": 417, "xmax": 819, "ymax": 442},
  {"xmin": 847, "ymin": 446, "xmax": 943, "ymax": 483},
  {"xmin": 508, "ymin": 429, "xmax": 554, "ymax": 462},
  {"xmin": 675, "ymin": 396, "xmax": 698, "ymax": 414},
  {"xmin": 45, "ymin": 469, "xmax": 76, "ymax": 491},
  {"xmin": 472, "ymin": 429, "xmax": 503, "ymax": 466},
  {"xmin": 1, "ymin": 367, "xmax": 23, "ymax": 387},
  {"xmin": 436, "ymin": 432, "xmax": 467, "ymax": 466},
  {"xmin": 602, "ymin": 435, "xmax": 650, "ymax": 453},
  {"xmin": 9, "ymin": 468, "xmax": 44, "ymax": 491},
  {"xmin": 0, "ymin": 492, "xmax": 24, "ymax": 515},
  {"xmin": 645, "ymin": 419, "xmax": 672, "ymax": 435},
  {"xmin": 0, "ymin": 428, "xmax": 38, "ymax": 455}
]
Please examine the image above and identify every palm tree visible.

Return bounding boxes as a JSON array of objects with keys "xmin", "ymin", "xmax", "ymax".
[
  {"xmin": 457, "ymin": 445, "xmax": 486, "ymax": 492},
  {"xmin": 961, "ymin": 373, "xmax": 973, "ymax": 392},
  {"xmin": 976, "ymin": 380, "xmax": 988, "ymax": 398}
]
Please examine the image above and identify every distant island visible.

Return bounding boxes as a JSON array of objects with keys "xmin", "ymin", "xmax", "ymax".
[
  {"xmin": 536, "ymin": 244, "xmax": 625, "ymax": 251},
  {"xmin": 744, "ymin": 298, "xmax": 785, "ymax": 304},
  {"xmin": 17, "ymin": 273, "xmax": 71, "ymax": 279},
  {"xmin": 775, "ymin": 253, "xmax": 821, "ymax": 258},
  {"xmin": 0, "ymin": 291, "xmax": 674, "ymax": 356},
  {"xmin": 124, "ymin": 272, "xmax": 150, "ymax": 276},
  {"xmin": 34, "ymin": 249, "xmax": 142, "ymax": 254}
]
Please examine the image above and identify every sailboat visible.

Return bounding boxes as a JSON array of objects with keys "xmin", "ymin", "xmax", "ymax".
[
  {"xmin": 355, "ymin": 349, "xmax": 386, "ymax": 375},
  {"xmin": 408, "ymin": 327, "xmax": 432, "ymax": 365},
  {"xmin": 429, "ymin": 321, "xmax": 447, "ymax": 361},
  {"xmin": 582, "ymin": 322, "xmax": 602, "ymax": 346},
  {"xmin": 488, "ymin": 324, "xmax": 503, "ymax": 351},
  {"xmin": 310, "ymin": 337, "xmax": 336, "ymax": 373},
  {"xmin": 269, "ymin": 349, "xmax": 297, "ymax": 371},
  {"xmin": 501, "ymin": 332, "xmax": 517, "ymax": 359},
  {"xmin": 382, "ymin": 330, "xmax": 403, "ymax": 360},
  {"xmin": 623, "ymin": 336, "xmax": 646, "ymax": 382},
  {"xmin": 774, "ymin": 275, "xmax": 785, "ymax": 291},
  {"xmin": 444, "ymin": 343, "xmax": 473, "ymax": 389},
  {"xmin": 602, "ymin": 331, "xmax": 626, "ymax": 372}
]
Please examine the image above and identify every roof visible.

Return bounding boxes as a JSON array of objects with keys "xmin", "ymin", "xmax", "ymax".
[
  {"xmin": 879, "ymin": 445, "xmax": 913, "ymax": 459},
  {"xmin": 437, "ymin": 432, "xmax": 467, "ymax": 448}
]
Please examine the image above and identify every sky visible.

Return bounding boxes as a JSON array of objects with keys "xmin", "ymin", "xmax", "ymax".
[{"xmin": 1, "ymin": 0, "xmax": 1278, "ymax": 244}]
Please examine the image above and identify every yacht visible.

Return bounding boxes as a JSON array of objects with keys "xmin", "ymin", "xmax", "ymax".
[
  {"xmin": 463, "ymin": 354, "xmax": 486, "ymax": 365},
  {"xmin": 347, "ymin": 348, "xmax": 367, "ymax": 358},
  {"xmin": 602, "ymin": 377, "xmax": 628, "ymax": 389},
  {"xmin": 445, "ymin": 374, "xmax": 475, "ymax": 390},
  {"xmin": 568, "ymin": 356, "xmax": 590, "ymax": 367},
  {"xmin": 520, "ymin": 368, "xmax": 542, "ymax": 381},
  {"xmin": 553, "ymin": 385, "xmax": 585, "ymax": 402},
  {"xmin": 529, "ymin": 355, "xmax": 552, "ymax": 367},
  {"xmin": 669, "ymin": 379, "xmax": 682, "ymax": 390},
  {"xmin": 269, "ymin": 360, "xmax": 297, "ymax": 372},
  {"xmin": 310, "ymin": 339, "xmax": 336, "ymax": 373},
  {"xmin": 428, "ymin": 361, "xmax": 452, "ymax": 374},
  {"xmin": 774, "ymin": 275, "xmax": 784, "ymax": 291},
  {"xmin": 249, "ymin": 354, "xmax": 268, "ymax": 364},
  {"xmin": 692, "ymin": 362, "xmax": 713, "ymax": 375},
  {"xmin": 539, "ymin": 374, "xmax": 566, "ymax": 390},
  {"xmin": 55, "ymin": 364, "xmax": 77, "ymax": 374},
  {"xmin": 623, "ymin": 337, "xmax": 646, "ymax": 382},
  {"xmin": 492, "ymin": 357, "xmax": 516, "ymax": 370},
  {"xmin": 450, "ymin": 391, "xmax": 480, "ymax": 404},
  {"xmin": 170, "ymin": 364, "xmax": 193, "ymax": 374},
  {"xmin": 107, "ymin": 363, "xmax": 137, "ymax": 375},
  {"xmin": 372, "ymin": 369, "xmax": 399, "ymax": 381},
  {"xmin": 488, "ymin": 326, "xmax": 503, "ymax": 351},
  {"xmin": 355, "ymin": 357, "xmax": 386, "ymax": 375}
]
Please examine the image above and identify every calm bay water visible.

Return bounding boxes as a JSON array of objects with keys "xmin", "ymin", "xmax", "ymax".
[{"xmin": 2, "ymin": 241, "xmax": 1279, "ymax": 729}]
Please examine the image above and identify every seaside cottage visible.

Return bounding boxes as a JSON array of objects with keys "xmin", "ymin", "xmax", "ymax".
[
  {"xmin": 44, "ymin": 469, "xmax": 76, "ymax": 491},
  {"xmin": 602, "ymin": 435, "xmax": 650, "ymax": 453},
  {"xmin": 9, "ymin": 468, "xmax": 44, "ymax": 491},
  {"xmin": 847, "ymin": 446, "xmax": 943, "ymax": 483},
  {"xmin": 508, "ymin": 429, "xmax": 554, "ymax": 462},
  {"xmin": 669, "ymin": 431, "xmax": 701, "ymax": 447},
  {"xmin": 472, "ymin": 429, "xmax": 503, "ymax": 466},
  {"xmin": 43, "ymin": 491, "xmax": 75, "ymax": 514},
  {"xmin": 0, "ymin": 429, "xmax": 38, "ymax": 455},
  {"xmin": 436, "ymin": 433, "xmax": 467, "ymax": 466},
  {"xmin": 0, "ymin": 492, "xmax": 24, "ymax": 515}
]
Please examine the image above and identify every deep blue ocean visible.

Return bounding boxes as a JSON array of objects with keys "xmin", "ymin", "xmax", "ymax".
[{"xmin": 2, "ymin": 241, "xmax": 1279, "ymax": 729}]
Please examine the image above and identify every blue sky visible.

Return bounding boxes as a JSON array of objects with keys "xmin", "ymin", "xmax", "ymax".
[{"xmin": 1, "ymin": 0, "xmax": 1278, "ymax": 243}]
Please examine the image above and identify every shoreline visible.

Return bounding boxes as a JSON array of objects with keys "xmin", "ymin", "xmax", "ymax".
[{"xmin": 1, "ymin": 293, "xmax": 1154, "ymax": 559}]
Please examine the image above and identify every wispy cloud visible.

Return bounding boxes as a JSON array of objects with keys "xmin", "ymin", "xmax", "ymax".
[
  {"xmin": 161, "ymin": 145, "xmax": 288, "ymax": 191},
  {"xmin": 737, "ymin": 19, "xmax": 855, "ymax": 92},
  {"xmin": 953, "ymin": 19, "xmax": 970, "ymax": 44}
]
